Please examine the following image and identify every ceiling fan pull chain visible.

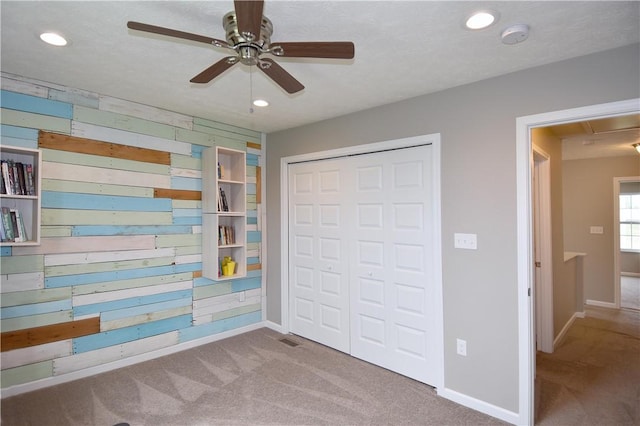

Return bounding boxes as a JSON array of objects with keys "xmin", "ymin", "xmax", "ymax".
[{"xmin": 249, "ymin": 65, "xmax": 255, "ymax": 114}]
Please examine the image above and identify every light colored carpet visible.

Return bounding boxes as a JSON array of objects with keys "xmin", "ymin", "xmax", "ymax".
[
  {"xmin": 535, "ymin": 306, "xmax": 640, "ymax": 425},
  {"xmin": 621, "ymin": 276, "xmax": 640, "ymax": 311},
  {"xmin": 1, "ymin": 328, "xmax": 506, "ymax": 425}
]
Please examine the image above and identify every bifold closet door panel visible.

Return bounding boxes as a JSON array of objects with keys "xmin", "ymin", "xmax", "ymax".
[
  {"xmin": 349, "ymin": 145, "xmax": 436, "ymax": 385},
  {"xmin": 288, "ymin": 159, "xmax": 350, "ymax": 353}
]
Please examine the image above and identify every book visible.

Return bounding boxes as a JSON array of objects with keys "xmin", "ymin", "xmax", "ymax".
[
  {"xmin": 25, "ymin": 163, "xmax": 35, "ymax": 195},
  {"xmin": 1, "ymin": 207, "xmax": 14, "ymax": 241},
  {"xmin": 2, "ymin": 161, "xmax": 13, "ymax": 195},
  {"xmin": 9, "ymin": 210, "xmax": 21, "ymax": 242}
]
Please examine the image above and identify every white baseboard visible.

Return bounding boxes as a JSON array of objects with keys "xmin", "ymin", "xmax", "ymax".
[
  {"xmin": 553, "ymin": 312, "xmax": 581, "ymax": 350},
  {"xmin": 585, "ymin": 299, "xmax": 617, "ymax": 309},
  {"xmin": 264, "ymin": 320, "xmax": 285, "ymax": 334},
  {"xmin": 1, "ymin": 321, "xmax": 266, "ymax": 399},
  {"xmin": 438, "ymin": 387, "xmax": 521, "ymax": 425}
]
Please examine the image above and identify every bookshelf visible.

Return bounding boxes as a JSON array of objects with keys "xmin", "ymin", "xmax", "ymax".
[
  {"xmin": 202, "ymin": 146, "xmax": 246, "ymax": 280},
  {"xmin": 0, "ymin": 145, "xmax": 42, "ymax": 246}
]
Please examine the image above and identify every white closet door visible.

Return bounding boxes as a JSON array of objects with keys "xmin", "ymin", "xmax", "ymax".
[
  {"xmin": 349, "ymin": 145, "xmax": 436, "ymax": 384},
  {"xmin": 288, "ymin": 159, "xmax": 350, "ymax": 352}
]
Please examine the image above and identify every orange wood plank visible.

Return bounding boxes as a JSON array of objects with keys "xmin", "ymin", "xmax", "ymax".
[
  {"xmin": 255, "ymin": 165, "xmax": 261, "ymax": 204},
  {"xmin": 1, "ymin": 317, "xmax": 100, "ymax": 352},
  {"xmin": 39, "ymin": 131, "xmax": 171, "ymax": 165},
  {"xmin": 154, "ymin": 188, "xmax": 201, "ymax": 200},
  {"xmin": 247, "ymin": 142, "xmax": 261, "ymax": 150},
  {"xmin": 192, "ymin": 270, "xmax": 202, "ymax": 278},
  {"xmin": 247, "ymin": 263, "xmax": 262, "ymax": 271}
]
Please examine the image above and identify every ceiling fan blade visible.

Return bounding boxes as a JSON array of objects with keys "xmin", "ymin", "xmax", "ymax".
[
  {"xmin": 127, "ymin": 21, "xmax": 227, "ymax": 46},
  {"xmin": 271, "ymin": 42, "xmax": 355, "ymax": 59},
  {"xmin": 190, "ymin": 58, "xmax": 237, "ymax": 83},
  {"xmin": 233, "ymin": 0, "xmax": 264, "ymax": 40},
  {"xmin": 259, "ymin": 59, "xmax": 304, "ymax": 94}
]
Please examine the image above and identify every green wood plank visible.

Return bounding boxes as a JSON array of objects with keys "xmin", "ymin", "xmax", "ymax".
[
  {"xmin": 0, "ymin": 255, "xmax": 44, "ymax": 275},
  {"xmin": 213, "ymin": 138, "xmax": 246, "ymax": 151},
  {"xmin": 174, "ymin": 128, "xmax": 216, "ymax": 147},
  {"xmin": 212, "ymin": 303, "xmax": 261, "ymax": 321},
  {"xmin": 41, "ymin": 179, "xmax": 154, "ymax": 198},
  {"xmin": 172, "ymin": 200, "xmax": 201, "ymax": 209},
  {"xmin": 171, "ymin": 154, "xmax": 201, "ymax": 170},
  {"xmin": 175, "ymin": 245, "xmax": 201, "ymax": 256},
  {"xmin": 72, "ymin": 272, "xmax": 193, "ymax": 296},
  {"xmin": 42, "ymin": 148, "xmax": 170, "ymax": 175},
  {"xmin": 1, "ymin": 287, "xmax": 72, "ymax": 307},
  {"xmin": 246, "ymin": 166, "xmax": 257, "ymax": 177},
  {"xmin": 42, "ymin": 209, "xmax": 173, "ymax": 226},
  {"xmin": 193, "ymin": 117, "xmax": 261, "ymax": 140},
  {"xmin": 41, "ymin": 226, "xmax": 73, "ymax": 238},
  {"xmin": 73, "ymin": 105, "xmax": 176, "ymax": 140},
  {"xmin": 48, "ymin": 87, "xmax": 100, "ymax": 109},
  {"xmin": 44, "ymin": 256, "xmax": 175, "ymax": 277},
  {"xmin": 0, "ymin": 360, "xmax": 53, "ymax": 388},
  {"xmin": 247, "ymin": 242, "xmax": 260, "ymax": 252},
  {"xmin": 1, "ymin": 108, "xmax": 71, "ymax": 134},
  {"xmin": 155, "ymin": 234, "xmax": 201, "ymax": 248},
  {"xmin": 1, "ymin": 311, "xmax": 72, "ymax": 332},
  {"xmin": 193, "ymin": 282, "xmax": 232, "ymax": 300}
]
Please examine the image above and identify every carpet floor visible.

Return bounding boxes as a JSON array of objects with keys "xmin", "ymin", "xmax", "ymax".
[
  {"xmin": 1, "ymin": 328, "xmax": 505, "ymax": 426},
  {"xmin": 535, "ymin": 306, "xmax": 640, "ymax": 425}
]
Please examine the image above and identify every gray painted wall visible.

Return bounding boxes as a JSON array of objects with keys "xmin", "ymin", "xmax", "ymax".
[{"xmin": 266, "ymin": 44, "xmax": 640, "ymax": 414}]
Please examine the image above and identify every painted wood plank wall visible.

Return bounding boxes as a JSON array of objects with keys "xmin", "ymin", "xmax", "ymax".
[{"xmin": 0, "ymin": 73, "xmax": 264, "ymax": 391}]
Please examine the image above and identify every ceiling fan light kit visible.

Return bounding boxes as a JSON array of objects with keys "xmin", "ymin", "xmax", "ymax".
[{"xmin": 127, "ymin": 0, "xmax": 354, "ymax": 94}]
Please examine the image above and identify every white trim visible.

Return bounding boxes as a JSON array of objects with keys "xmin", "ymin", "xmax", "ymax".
[
  {"xmin": 0, "ymin": 321, "xmax": 266, "ymax": 399},
  {"xmin": 585, "ymin": 299, "xmax": 618, "ymax": 309},
  {"xmin": 264, "ymin": 320, "xmax": 285, "ymax": 334},
  {"xmin": 516, "ymin": 98, "xmax": 640, "ymax": 426},
  {"xmin": 438, "ymin": 387, "xmax": 520, "ymax": 425},
  {"xmin": 622, "ymin": 272, "xmax": 640, "ymax": 278},
  {"xmin": 613, "ymin": 176, "xmax": 640, "ymax": 309},
  {"xmin": 553, "ymin": 312, "xmax": 580, "ymax": 350},
  {"xmin": 532, "ymin": 147, "xmax": 554, "ymax": 354},
  {"xmin": 260, "ymin": 132, "xmax": 268, "ymax": 323},
  {"xmin": 279, "ymin": 134, "xmax": 444, "ymax": 391}
]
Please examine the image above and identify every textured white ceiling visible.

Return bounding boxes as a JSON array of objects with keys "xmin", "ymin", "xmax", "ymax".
[{"xmin": 1, "ymin": 1, "xmax": 639, "ymax": 133}]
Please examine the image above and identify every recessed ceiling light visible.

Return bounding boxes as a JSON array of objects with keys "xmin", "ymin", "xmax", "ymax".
[
  {"xmin": 465, "ymin": 11, "xmax": 498, "ymax": 30},
  {"xmin": 253, "ymin": 99, "xmax": 269, "ymax": 107},
  {"xmin": 40, "ymin": 32, "xmax": 67, "ymax": 46}
]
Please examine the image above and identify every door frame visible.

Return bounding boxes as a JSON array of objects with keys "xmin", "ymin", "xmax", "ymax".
[
  {"xmin": 532, "ymin": 147, "xmax": 554, "ymax": 353},
  {"xmin": 280, "ymin": 133, "xmax": 443, "ymax": 390},
  {"xmin": 613, "ymin": 176, "xmax": 640, "ymax": 308},
  {"xmin": 516, "ymin": 98, "xmax": 640, "ymax": 425}
]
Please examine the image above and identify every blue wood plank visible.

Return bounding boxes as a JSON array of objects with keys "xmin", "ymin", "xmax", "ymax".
[
  {"xmin": 100, "ymin": 295, "xmax": 192, "ymax": 322},
  {"xmin": 71, "ymin": 225, "xmax": 193, "ymax": 236},
  {"xmin": 1, "ymin": 299, "xmax": 72, "ymax": 319},
  {"xmin": 246, "ymin": 183, "xmax": 256, "ymax": 195},
  {"xmin": 231, "ymin": 276, "xmax": 261, "ymax": 292},
  {"xmin": 246, "ymin": 154, "xmax": 259, "ymax": 166},
  {"xmin": 173, "ymin": 216, "xmax": 202, "ymax": 225},
  {"xmin": 247, "ymin": 231, "xmax": 261, "ymax": 243},
  {"xmin": 1, "ymin": 125, "xmax": 39, "ymax": 140},
  {"xmin": 2, "ymin": 136, "xmax": 38, "ymax": 149},
  {"xmin": 73, "ymin": 314, "xmax": 192, "ymax": 353},
  {"xmin": 0, "ymin": 247, "xmax": 11, "ymax": 256},
  {"xmin": 178, "ymin": 311, "xmax": 261, "ymax": 343},
  {"xmin": 191, "ymin": 145, "xmax": 205, "ymax": 158},
  {"xmin": 73, "ymin": 289, "xmax": 192, "ymax": 317},
  {"xmin": 1, "ymin": 90, "xmax": 73, "ymax": 119},
  {"xmin": 246, "ymin": 210, "xmax": 257, "ymax": 218},
  {"xmin": 247, "ymin": 216, "xmax": 258, "ymax": 225},
  {"xmin": 246, "ymin": 270, "xmax": 261, "ymax": 279},
  {"xmin": 170, "ymin": 176, "xmax": 201, "ymax": 191},
  {"xmin": 46, "ymin": 265, "xmax": 181, "ymax": 288},
  {"xmin": 42, "ymin": 192, "xmax": 172, "ymax": 212},
  {"xmin": 193, "ymin": 277, "xmax": 216, "ymax": 287},
  {"xmin": 247, "ymin": 257, "xmax": 259, "ymax": 265}
]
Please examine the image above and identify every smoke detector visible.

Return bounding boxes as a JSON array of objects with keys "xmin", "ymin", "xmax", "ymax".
[{"xmin": 501, "ymin": 24, "xmax": 529, "ymax": 45}]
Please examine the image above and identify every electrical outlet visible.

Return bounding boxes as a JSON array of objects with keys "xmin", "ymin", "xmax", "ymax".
[{"xmin": 456, "ymin": 338, "xmax": 467, "ymax": 356}]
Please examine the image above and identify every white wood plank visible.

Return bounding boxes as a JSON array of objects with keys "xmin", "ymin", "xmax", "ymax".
[
  {"xmin": 42, "ymin": 161, "xmax": 171, "ymax": 189},
  {"xmin": 100, "ymin": 305, "xmax": 192, "ymax": 331},
  {"xmin": 72, "ymin": 312, "xmax": 101, "ymax": 321},
  {"xmin": 174, "ymin": 254, "xmax": 201, "ymax": 265},
  {"xmin": 192, "ymin": 288, "xmax": 260, "ymax": 311},
  {"xmin": 73, "ymin": 279, "xmax": 192, "ymax": 306},
  {"xmin": 72, "ymin": 122, "xmax": 191, "ymax": 155},
  {"xmin": 1, "ymin": 75, "xmax": 49, "ymax": 98},
  {"xmin": 99, "ymin": 96, "xmax": 193, "ymax": 130},
  {"xmin": 45, "ymin": 247, "xmax": 176, "ymax": 267},
  {"xmin": 53, "ymin": 332, "xmax": 179, "ymax": 375},
  {"xmin": 12, "ymin": 235, "xmax": 156, "ymax": 256},
  {"xmin": 45, "ymin": 256, "xmax": 174, "ymax": 277},
  {"xmin": 0, "ymin": 272, "xmax": 44, "ymax": 293},
  {"xmin": 170, "ymin": 167, "xmax": 201, "ymax": 179},
  {"xmin": 193, "ymin": 295, "xmax": 261, "ymax": 317},
  {"xmin": 1, "ymin": 340, "xmax": 72, "ymax": 370},
  {"xmin": 72, "ymin": 273, "xmax": 193, "ymax": 296}
]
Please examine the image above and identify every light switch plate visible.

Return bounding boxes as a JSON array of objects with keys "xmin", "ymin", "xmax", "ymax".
[
  {"xmin": 454, "ymin": 233, "xmax": 477, "ymax": 250},
  {"xmin": 590, "ymin": 226, "xmax": 604, "ymax": 235}
]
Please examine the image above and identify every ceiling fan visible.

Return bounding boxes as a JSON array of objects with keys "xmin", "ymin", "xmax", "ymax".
[{"xmin": 127, "ymin": 0, "xmax": 354, "ymax": 94}]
